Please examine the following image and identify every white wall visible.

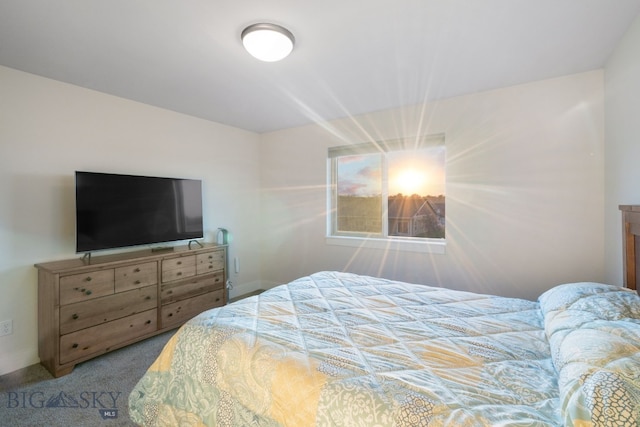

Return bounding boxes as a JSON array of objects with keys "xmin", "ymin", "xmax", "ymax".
[
  {"xmin": 0, "ymin": 65, "xmax": 610, "ymax": 376},
  {"xmin": 604, "ymin": 14, "xmax": 640, "ymax": 286},
  {"xmin": 0, "ymin": 66, "xmax": 262, "ymax": 376},
  {"xmin": 260, "ymin": 71, "xmax": 605, "ymax": 301}
]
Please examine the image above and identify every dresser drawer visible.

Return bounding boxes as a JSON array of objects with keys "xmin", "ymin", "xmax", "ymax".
[
  {"xmin": 60, "ymin": 286, "xmax": 157, "ymax": 335},
  {"xmin": 161, "ymin": 289, "xmax": 225, "ymax": 329},
  {"xmin": 196, "ymin": 250, "xmax": 225, "ymax": 275},
  {"xmin": 60, "ymin": 269, "xmax": 114, "ymax": 305},
  {"xmin": 162, "ymin": 256, "xmax": 196, "ymax": 282},
  {"xmin": 160, "ymin": 271, "xmax": 225, "ymax": 304},
  {"xmin": 115, "ymin": 261, "xmax": 158, "ymax": 292},
  {"xmin": 59, "ymin": 309, "xmax": 157, "ymax": 364}
]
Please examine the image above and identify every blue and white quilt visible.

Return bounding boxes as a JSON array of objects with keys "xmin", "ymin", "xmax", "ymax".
[{"xmin": 129, "ymin": 271, "xmax": 640, "ymax": 426}]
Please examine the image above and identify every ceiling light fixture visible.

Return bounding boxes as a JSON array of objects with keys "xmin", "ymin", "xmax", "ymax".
[{"xmin": 241, "ymin": 23, "xmax": 295, "ymax": 62}]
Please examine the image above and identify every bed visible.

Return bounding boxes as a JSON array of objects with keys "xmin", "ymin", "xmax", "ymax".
[{"xmin": 129, "ymin": 271, "xmax": 640, "ymax": 426}]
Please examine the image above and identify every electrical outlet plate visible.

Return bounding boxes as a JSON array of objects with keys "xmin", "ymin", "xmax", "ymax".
[{"xmin": 0, "ymin": 319, "xmax": 12, "ymax": 336}]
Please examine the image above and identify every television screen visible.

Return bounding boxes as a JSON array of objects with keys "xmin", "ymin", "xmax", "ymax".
[{"xmin": 75, "ymin": 171, "xmax": 203, "ymax": 253}]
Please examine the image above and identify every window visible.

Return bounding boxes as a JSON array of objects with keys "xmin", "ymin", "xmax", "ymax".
[
  {"xmin": 395, "ymin": 219, "xmax": 409, "ymax": 235},
  {"xmin": 328, "ymin": 134, "xmax": 445, "ymax": 247}
]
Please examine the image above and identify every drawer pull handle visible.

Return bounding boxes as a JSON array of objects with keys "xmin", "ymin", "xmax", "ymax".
[
  {"xmin": 72, "ymin": 314, "xmax": 79, "ymax": 320},
  {"xmin": 134, "ymin": 268, "xmax": 140, "ymax": 273},
  {"xmin": 177, "ymin": 261, "xmax": 182, "ymax": 265},
  {"xmin": 145, "ymin": 296, "xmax": 151, "ymax": 300},
  {"xmin": 145, "ymin": 320, "xmax": 151, "ymax": 325},
  {"xmin": 215, "ymin": 297, "xmax": 220, "ymax": 302},
  {"xmin": 135, "ymin": 280, "xmax": 141, "ymax": 285},
  {"xmin": 85, "ymin": 277, "xmax": 92, "ymax": 282},
  {"xmin": 177, "ymin": 272, "xmax": 182, "ymax": 276},
  {"xmin": 209, "ymin": 265, "xmax": 213, "ymax": 269},
  {"xmin": 85, "ymin": 290, "xmax": 92, "ymax": 295},
  {"xmin": 209, "ymin": 255, "xmax": 213, "ymax": 259},
  {"xmin": 72, "ymin": 343, "xmax": 78, "ymax": 349}
]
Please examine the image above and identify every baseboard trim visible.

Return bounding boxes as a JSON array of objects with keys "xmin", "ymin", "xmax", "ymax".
[
  {"xmin": 229, "ymin": 289, "xmax": 265, "ymax": 303},
  {"xmin": 228, "ymin": 280, "xmax": 266, "ymax": 300}
]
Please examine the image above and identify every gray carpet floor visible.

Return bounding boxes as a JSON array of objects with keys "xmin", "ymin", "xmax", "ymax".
[{"xmin": 0, "ymin": 330, "xmax": 175, "ymax": 427}]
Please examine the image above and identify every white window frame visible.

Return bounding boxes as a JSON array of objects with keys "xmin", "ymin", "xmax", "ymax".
[{"xmin": 326, "ymin": 134, "xmax": 446, "ymax": 254}]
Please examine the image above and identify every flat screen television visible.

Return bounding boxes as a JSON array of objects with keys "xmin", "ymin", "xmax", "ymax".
[{"xmin": 75, "ymin": 171, "xmax": 204, "ymax": 253}]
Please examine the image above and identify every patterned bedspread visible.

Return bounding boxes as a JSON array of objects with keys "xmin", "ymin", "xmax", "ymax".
[{"xmin": 129, "ymin": 272, "xmax": 640, "ymax": 426}]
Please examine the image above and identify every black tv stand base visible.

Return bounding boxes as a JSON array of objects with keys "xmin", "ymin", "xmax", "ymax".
[{"xmin": 151, "ymin": 246, "xmax": 175, "ymax": 253}]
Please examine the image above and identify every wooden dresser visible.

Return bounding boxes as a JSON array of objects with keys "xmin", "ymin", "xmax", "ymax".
[{"xmin": 35, "ymin": 243, "xmax": 226, "ymax": 377}]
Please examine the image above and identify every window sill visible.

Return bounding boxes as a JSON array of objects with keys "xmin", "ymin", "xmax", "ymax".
[{"xmin": 325, "ymin": 235, "xmax": 446, "ymax": 254}]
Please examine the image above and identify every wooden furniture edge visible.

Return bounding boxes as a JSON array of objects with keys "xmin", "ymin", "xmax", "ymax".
[
  {"xmin": 620, "ymin": 205, "xmax": 640, "ymax": 292},
  {"xmin": 35, "ymin": 243, "xmax": 227, "ymax": 273}
]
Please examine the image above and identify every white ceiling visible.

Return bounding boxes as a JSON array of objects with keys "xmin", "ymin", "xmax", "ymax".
[{"xmin": 1, "ymin": 0, "xmax": 639, "ymax": 134}]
